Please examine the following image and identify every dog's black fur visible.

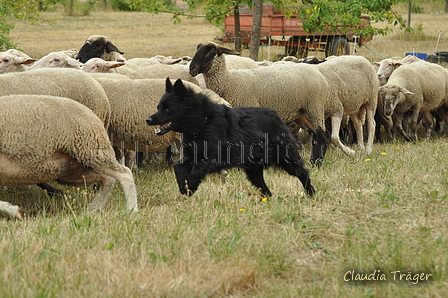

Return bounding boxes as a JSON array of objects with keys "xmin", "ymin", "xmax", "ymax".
[{"xmin": 146, "ymin": 78, "xmax": 315, "ymax": 197}]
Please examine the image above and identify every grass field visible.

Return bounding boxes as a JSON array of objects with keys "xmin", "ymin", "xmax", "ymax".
[{"xmin": 1, "ymin": 6, "xmax": 448, "ymax": 297}]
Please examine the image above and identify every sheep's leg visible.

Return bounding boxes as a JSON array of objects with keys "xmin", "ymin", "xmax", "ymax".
[
  {"xmin": 0, "ymin": 201, "xmax": 22, "ymax": 220},
  {"xmin": 307, "ymin": 127, "xmax": 328, "ymax": 166},
  {"xmin": 124, "ymin": 150, "xmax": 137, "ymax": 169},
  {"xmin": 329, "ymin": 116, "xmax": 356, "ymax": 156},
  {"xmin": 392, "ymin": 113, "xmax": 400, "ymax": 140},
  {"xmin": 244, "ymin": 167, "xmax": 272, "ymax": 197},
  {"xmin": 88, "ymin": 175, "xmax": 116, "ymax": 213},
  {"xmin": 165, "ymin": 145, "xmax": 173, "ymax": 165},
  {"xmin": 102, "ymin": 165, "xmax": 138, "ymax": 212},
  {"xmin": 294, "ymin": 116, "xmax": 328, "ymax": 165},
  {"xmin": 421, "ymin": 111, "xmax": 434, "ymax": 139},
  {"xmin": 113, "ymin": 146, "xmax": 125, "ymax": 165},
  {"xmin": 37, "ymin": 183, "xmax": 64, "ymax": 197},
  {"xmin": 349, "ymin": 113, "xmax": 365, "ymax": 151},
  {"xmin": 394, "ymin": 112, "xmax": 413, "ymax": 142},
  {"xmin": 409, "ymin": 109, "xmax": 421, "ymax": 141},
  {"xmin": 435, "ymin": 106, "xmax": 448, "ymax": 136},
  {"xmin": 364, "ymin": 105, "xmax": 376, "ymax": 154}
]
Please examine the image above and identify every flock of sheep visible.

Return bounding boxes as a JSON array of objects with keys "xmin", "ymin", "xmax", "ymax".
[{"xmin": 0, "ymin": 34, "xmax": 446, "ymax": 219}]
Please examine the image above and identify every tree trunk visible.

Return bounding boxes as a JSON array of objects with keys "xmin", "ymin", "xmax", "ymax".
[
  {"xmin": 104, "ymin": 0, "xmax": 108, "ymax": 10},
  {"xmin": 407, "ymin": 0, "xmax": 411, "ymax": 28},
  {"xmin": 69, "ymin": 0, "xmax": 74, "ymax": 16},
  {"xmin": 445, "ymin": 0, "xmax": 448, "ymax": 12},
  {"xmin": 249, "ymin": 0, "xmax": 263, "ymax": 60},
  {"xmin": 234, "ymin": 4, "xmax": 242, "ymax": 52}
]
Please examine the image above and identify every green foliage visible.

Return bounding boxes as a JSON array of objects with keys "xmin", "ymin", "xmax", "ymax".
[
  {"xmin": 111, "ymin": 0, "xmax": 142, "ymax": 10},
  {"xmin": 128, "ymin": 0, "xmax": 411, "ymax": 37},
  {"xmin": 412, "ymin": 2, "xmax": 424, "ymax": 13},
  {"xmin": 126, "ymin": 0, "xmax": 185, "ymax": 22},
  {"xmin": 63, "ymin": 0, "xmax": 98, "ymax": 16},
  {"xmin": 0, "ymin": 0, "xmax": 54, "ymax": 50}
]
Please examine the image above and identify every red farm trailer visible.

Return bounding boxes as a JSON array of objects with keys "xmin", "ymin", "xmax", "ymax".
[{"xmin": 219, "ymin": 4, "xmax": 372, "ymax": 58}]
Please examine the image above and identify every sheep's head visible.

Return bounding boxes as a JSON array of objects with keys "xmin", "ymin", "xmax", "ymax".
[
  {"xmin": 76, "ymin": 35, "xmax": 124, "ymax": 63},
  {"xmin": 0, "ymin": 52, "xmax": 36, "ymax": 74},
  {"xmin": 82, "ymin": 58, "xmax": 125, "ymax": 73},
  {"xmin": 378, "ymin": 84, "xmax": 414, "ymax": 117},
  {"xmin": 31, "ymin": 52, "xmax": 83, "ymax": 69},
  {"xmin": 374, "ymin": 57, "xmax": 402, "ymax": 81},
  {"xmin": 189, "ymin": 42, "xmax": 241, "ymax": 76}
]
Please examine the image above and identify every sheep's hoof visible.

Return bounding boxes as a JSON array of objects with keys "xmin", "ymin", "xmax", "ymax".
[{"xmin": 345, "ymin": 148, "xmax": 356, "ymax": 156}]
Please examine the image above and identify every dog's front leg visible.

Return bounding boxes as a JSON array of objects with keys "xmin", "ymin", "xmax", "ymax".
[
  {"xmin": 174, "ymin": 161, "xmax": 193, "ymax": 195},
  {"xmin": 184, "ymin": 163, "xmax": 211, "ymax": 195}
]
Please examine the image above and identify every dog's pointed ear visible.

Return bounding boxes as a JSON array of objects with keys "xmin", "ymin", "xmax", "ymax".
[
  {"xmin": 165, "ymin": 77, "xmax": 173, "ymax": 93},
  {"xmin": 173, "ymin": 78, "xmax": 186, "ymax": 95}
]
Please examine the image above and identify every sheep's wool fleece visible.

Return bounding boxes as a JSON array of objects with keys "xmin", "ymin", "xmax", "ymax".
[
  {"xmin": 204, "ymin": 54, "xmax": 328, "ymax": 127},
  {"xmin": 0, "ymin": 68, "xmax": 111, "ymax": 127},
  {"xmin": 95, "ymin": 78, "xmax": 183, "ymax": 151},
  {"xmin": 0, "ymin": 95, "xmax": 117, "ymax": 169}
]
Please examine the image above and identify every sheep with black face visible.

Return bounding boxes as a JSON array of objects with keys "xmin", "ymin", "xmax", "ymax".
[{"xmin": 76, "ymin": 35, "xmax": 125, "ymax": 63}]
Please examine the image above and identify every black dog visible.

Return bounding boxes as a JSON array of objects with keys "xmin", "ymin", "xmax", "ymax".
[{"xmin": 146, "ymin": 78, "xmax": 315, "ymax": 197}]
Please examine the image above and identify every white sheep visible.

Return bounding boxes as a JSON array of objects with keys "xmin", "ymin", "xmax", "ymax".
[
  {"xmin": 30, "ymin": 51, "xmax": 84, "ymax": 69},
  {"xmin": 189, "ymin": 42, "xmax": 336, "ymax": 163},
  {"xmin": 0, "ymin": 50, "xmax": 36, "ymax": 73},
  {"xmin": 82, "ymin": 57, "xmax": 126, "ymax": 73},
  {"xmin": 378, "ymin": 61, "xmax": 448, "ymax": 141},
  {"xmin": 225, "ymin": 55, "xmax": 259, "ymax": 69},
  {"xmin": 374, "ymin": 56, "xmax": 420, "ymax": 85},
  {"xmin": 0, "ymin": 94, "xmax": 138, "ymax": 219},
  {"xmin": 93, "ymin": 78, "xmax": 192, "ymax": 163},
  {"xmin": 93, "ymin": 77, "xmax": 229, "ymax": 167},
  {"xmin": 0, "ymin": 68, "xmax": 111, "ymax": 128},
  {"xmin": 127, "ymin": 64, "xmax": 200, "ymax": 86},
  {"xmin": 88, "ymin": 72, "xmax": 132, "ymax": 80},
  {"xmin": 315, "ymin": 55, "xmax": 379, "ymax": 154},
  {"xmin": 61, "ymin": 48, "xmax": 78, "ymax": 58}
]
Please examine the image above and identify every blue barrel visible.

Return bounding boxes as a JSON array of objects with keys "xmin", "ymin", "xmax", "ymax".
[{"xmin": 405, "ymin": 52, "xmax": 428, "ymax": 61}]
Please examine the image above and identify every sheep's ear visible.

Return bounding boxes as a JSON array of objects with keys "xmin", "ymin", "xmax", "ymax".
[
  {"xmin": 105, "ymin": 41, "xmax": 124, "ymax": 54},
  {"xmin": 392, "ymin": 61, "xmax": 402, "ymax": 67},
  {"xmin": 217, "ymin": 45, "xmax": 241, "ymax": 56},
  {"xmin": 373, "ymin": 62, "xmax": 380, "ymax": 66},
  {"xmin": 399, "ymin": 87, "xmax": 413, "ymax": 95},
  {"xmin": 165, "ymin": 77, "xmax": 173, "ymax": 93},
  {"xmin": 20, "ymin": 57, "xmax": 37, "ymax": 65},
  {"xmin": 105, "ymin": 61, "xmax": 125, "ymax": 69}
]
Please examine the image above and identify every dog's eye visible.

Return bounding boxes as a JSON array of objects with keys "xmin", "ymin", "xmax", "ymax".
[{"xmin": 164, "ymin": 108, "xmax": 170, "ymax": 112}]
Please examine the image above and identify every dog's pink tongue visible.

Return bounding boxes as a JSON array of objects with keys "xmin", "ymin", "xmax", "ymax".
[{"xmin": 158, "ymin": 123, "xmax": 169, "ymax": 130}]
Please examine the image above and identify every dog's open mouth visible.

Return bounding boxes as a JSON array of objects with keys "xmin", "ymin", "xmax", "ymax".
[{"xmin": 155, "ymin": 122, "xmax": 173, "ymax": 135}]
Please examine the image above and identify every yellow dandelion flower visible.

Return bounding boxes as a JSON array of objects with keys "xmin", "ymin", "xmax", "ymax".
[
  {"xmin": 381, "ymin": 152, "xmax": 387, "ymax": 155},
  {"xmin": 262, "ymin": 197, "xmax": 268, "ymax": 202},
  {"xmin": 239, "ymin": 208, "xmax": 245, "ymax": 212},
  {"xmin": 365, "ymin": 158, "xmax": 371, "ymax": 162},
  {"xmin": 396, "ymin": 147, "xmax": 400, "ymax": 149}
]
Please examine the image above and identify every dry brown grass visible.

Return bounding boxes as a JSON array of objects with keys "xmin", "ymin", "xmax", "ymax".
[
  {"xmin": 2, "ymin": 7, "xmax": 448, "ymax": 298},
  {"xmin": 10, "ymin": 7, "xmax": 448, "ymax": 64},
  {"xmin": 10, "ymin": 11, "xmax": 222, "ymax": 59}
]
